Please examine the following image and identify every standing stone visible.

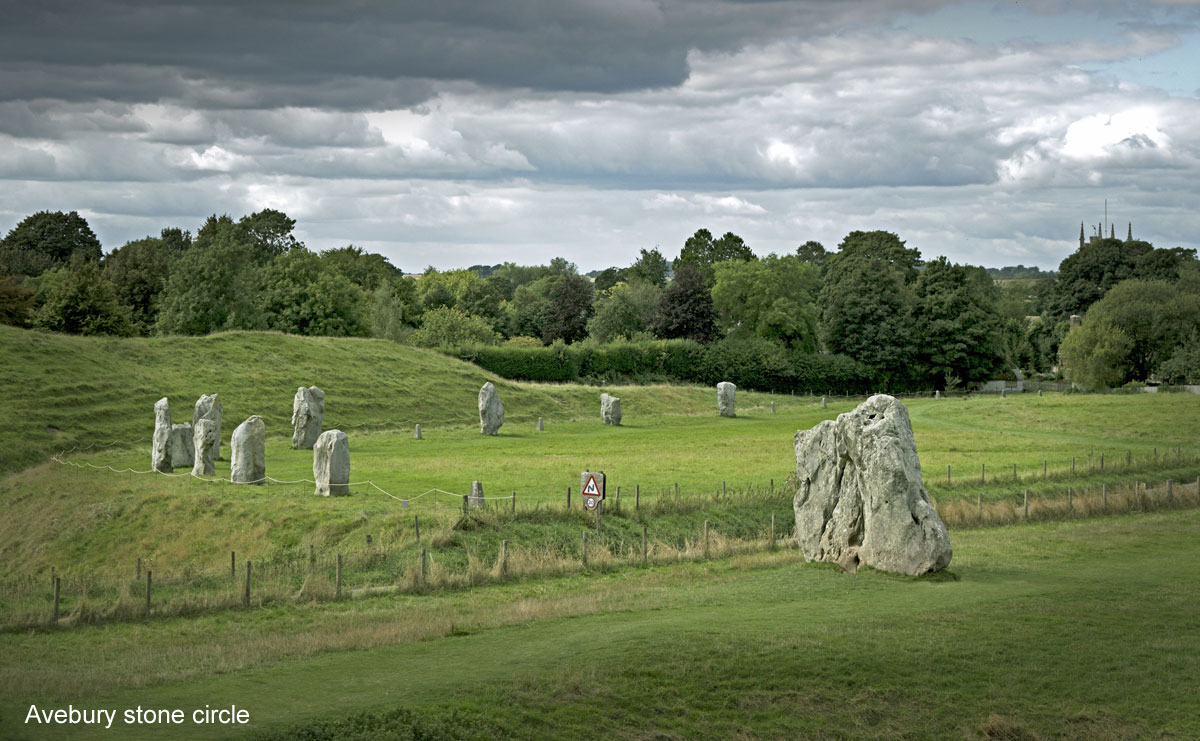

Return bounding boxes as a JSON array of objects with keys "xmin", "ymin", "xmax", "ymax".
[
  {"xmin": 770, "ymin": 402, "xmax": 776, "ymax": 414},
  {"xmin": 291, "ymin": 386, "xmax": 324, "ymax": 449},
  {"xmin": 478, "ymin": 382, "xmax": 504, "ymax": 435},
  {"xmin": 934, "ymin": 390, "xmax": 941, "ymax": 400},
  {"xmin": 468, "ymin": 480, "xmax": 485, "ymax": 509},
  {"xmin": 313, "ymin": 430, "xmax": 350, "ymax": 496},
  {"xmin": 169, "ymin": 422, "xmax": 195, "ymax": 469},
  {"xmin": 820, "ymin": 396, "xmax": 827, "ymax": 409},
  {"xmin": 536, "ymin": 417, "xmax": 544, "ymax": 431},
  {"xmin": 1000, "ymin": 388, "xmax": 1007, "ymax": 399},
  {"xmin": 792, "ymin": 394, "xmax": 952, "ymax": 576},
  {"xmin": 230, "ymin": 416, "xmax": 266, "ymax": 484},
  {"xmin": 192, "ymin": 393, "xmax": 222, "ymax": 461},
  {"xmin": 414, "ymin": 424, "xmax": 423, "ymax": 440},
  {"xmin": 151, "ymin": 397, "xmax": 172, "ymax": 473},
  {"xmin": 717, "ymin": 382, "xmax": 736, "ymax": 417},
  {"xmin": 192, "ymin": 419, "xmax": 218, "ymax": 476},
  {"xmin": 601, "ymin": 393, "xmax": 622, "ymax": 425},
  {"xmin": 1037, "ymin": 389, "xmax": 1043, "ymax": 397}
]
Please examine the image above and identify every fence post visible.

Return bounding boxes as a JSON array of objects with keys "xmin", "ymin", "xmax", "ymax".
[
  {"xmin": 567, "ymin": 485, "xmax": 571, "ymax": 509},
  {"xmin": 977, "ymin": 492, "xmax": 983, "ymax": 522},
  {"xmin": 722, "ymin": 481, "xmax": 726, "ymax": 496},
  {"xmin": 335, "ymin": 554, "xmax": 343, "ymax": 599},
  {"xmin": 53, "ymin": 576, "xmax": 60, "ymax": 622},
  {"xmin": 499, "ymin": 540, "xmax": 508, "ymax": 578},
  {"xmin": 1012, "ymin": 463, "xmax": 1017, "ymax": 481},
  {"xmin": 1100, "ymin": 453, "xmax": 1104, "ymax": 471},
  {"xmin": 981, "ymin": 464, "xmax": 985, "ymax": 484},
  {"xmin": 770, "ymin": 478, "xmax": 774, "ymax": 494},
  {"xmin": 231, "ymin": 550, "xmax": 236, "ymax": 580},
  {"xmin": 244, "ymin": 561, "xmax": 251, "ymax": 607},
  {"xmin": 1067, "ymin": 487, "xmax": 1073, "ymax": 510},
  {"xmin": 674, "ymin": 482, "xmax": 679, "ymax": 498},
  {"xmin": 770, "ymin": 513, "xmax": 776, "ymax": 549},
  {"xmin": 462, "ymin": 495, "xmax": 468, "ymax": 515},
  {"xmin": 512, "ymin": 491, "xmax": 516, "ymax": 513},
  {"xmin": 145, "ymin": 570, "xmax": 151, "ymax": 617},
  {"xmin": 1043, "ymin": 460, "xmax": 1047, "ymax": 477},
  {"xmin": 582, "ymin": 532, "xmax": 588, "ymax": 569},
  {"xmin": 642, "ymin": 525, "xmax": 647, "ymax": 564},
  {"xmin": 419, "ymin": 548, "xmax": 427, "ymax": 587},
  {"xmin": 947, "ymin": 465, "xmax": 951, "ymax": 485},
  {"xmin": 1072, "ymin": 456, "xmax": 1076, "ymax": 473},
  {"xmin": 635, "ymin": 484, "xmax": 640, "ymax": 510},
  {"xmin": 1023, "ymin": 489, "xmax": 1029, "ymax": 518}
]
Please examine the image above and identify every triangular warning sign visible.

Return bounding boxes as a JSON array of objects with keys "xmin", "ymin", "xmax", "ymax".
[{"xmin": 583, "ymin": 476, "xmax": 599, "ymax": 496}]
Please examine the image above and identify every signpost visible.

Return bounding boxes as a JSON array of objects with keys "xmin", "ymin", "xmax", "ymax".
[{"xmin": 581, "ymin": 470, "xmax": 606, "ymax": 528}]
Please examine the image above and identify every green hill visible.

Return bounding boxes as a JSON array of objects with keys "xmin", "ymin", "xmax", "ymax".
[{"xmin": 0, "ymin": 326, "xmax": 717, "ymax": 473}]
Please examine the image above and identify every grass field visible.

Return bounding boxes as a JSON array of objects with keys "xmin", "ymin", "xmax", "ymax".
[
  {"xmin": 2, "ymin": 510, "xmax": 1199, "ymax": 739},
  {"xmin": 3, "ymin": 327, "xmax": 1200, "ymax": 738}
]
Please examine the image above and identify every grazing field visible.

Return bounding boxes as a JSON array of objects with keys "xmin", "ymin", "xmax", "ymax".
[{"xmin": 2, "ymin": 327, "xmax": 1200, "ymax": 738}]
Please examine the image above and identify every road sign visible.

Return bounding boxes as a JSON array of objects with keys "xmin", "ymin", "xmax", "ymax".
[{"xmin": 580, "ymin": 470, "xmax": 605, "ymax": 511}]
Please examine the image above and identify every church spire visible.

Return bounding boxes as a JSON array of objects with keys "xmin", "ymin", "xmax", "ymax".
[
  {"xmin": 1110, "ymin": 223, "xmax": 1115, "ymax": 239},
  {"xmin": 1080, "ymin": 222, "xmax": 1085, "ymax": 249},
  {"xmin": 1127, "ymin": 222, "xmax": 1132, "ymax": 241}
]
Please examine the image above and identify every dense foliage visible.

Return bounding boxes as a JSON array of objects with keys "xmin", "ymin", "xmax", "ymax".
[{"xmin": 3, "ymin": 208, "xmax": 1197, "ymax": 393}]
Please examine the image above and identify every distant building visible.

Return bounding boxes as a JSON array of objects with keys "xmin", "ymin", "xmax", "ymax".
[{"xmin": 1079, "ymin": 220, "xmax": 1134, "ymax": 249}]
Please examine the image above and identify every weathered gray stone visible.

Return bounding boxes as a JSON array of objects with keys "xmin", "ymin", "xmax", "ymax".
[
  {"xmin": 770, "ymin": 402, "xmax": 776, "ymax": 414},
  {"xmin": 192, "ymin": 393, "xmax": 222, "ymax": 461},
  {"xmin": 468, "ymin": 480, "xmax": 485, "ymax": 508},
  {"xmin": 169, "ymin": 422, "xmax": 194, "ymax": 469},
  {"xmin": 820, "ymin": 396, "xmax": 827, "ymax": 409},
  {"xmin": 291, "ymin": 386, "xmax": 324, "ymax": 449},
  {"xmin": 1000, "ymin": 388, "xmax": 1007, "ymax": 399},
  {"xmin": 601, "ymin": 393, "xmax": 622, "ymax": 425},
  {"xmin": 151, "ymin": 397, "xmax": 172, "ymax": 473},
  {"xmin": 230, "ymin": 416, "xmax": 266, "ymax": 484},
  {"xmin": 536, "ymin": 417, "xmax": 544, "ymax": 431},
  {"xmin": 934, "ymin": 390, "xmax": 941, "ymax": 400},
  {"xmin": 313, "ymin": 429, "xmax": 350, "ymax": 496},
  {"xmin": 191, "ymin": 419, "xmax": 218, "ymax": 476},
  {"xmin": 1037, "ymin": 389, "xmax": 1043, "ymax": 397},
  {"xmin": 793, "ymin": 394, "xmax": 951, "ymax": 576},
  {"xmin": 717, "ymin": 382, "xmax": 736, "ymax": 417},
  {"xmin": 478, "ymin": 382, "xmax": 504, "ymax": 435},
  {"xmin": 414, "ymin": 424, "xmax": 423, "ymax": 440}
]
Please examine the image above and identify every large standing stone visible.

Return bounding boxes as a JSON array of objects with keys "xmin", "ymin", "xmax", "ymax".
[
  {"xmin": 478, "ymin": 382, "xmax": 504, "ymax": 435},
  {"xmin": 717, "ymin": 382, "xmax": 736, "ymax": 417},
  {"xmin": 792, "ymin": 394, "xmax": 951, "ymax": 576},
  {"xmin": 934, "ymin": 390, "xmax": 942, "ymax": 400},
  {"xmin": 169, "ymin": 422, "xmax": 195, "ymax": 469},
  {"xmin": 313, "ymin": 429, "xmax": 350, "ymax": 496},
  {"xmin": 820, "ymin": 396, "xmax": 827, "ymax": 409},
  {"xmin": 536, "ymin": 417, "xmax": 544, "ymax": 431},
  {"xmin": 230, "ymin": 416, "xmax": 266, "ymax": 484},
  {"xmin": 601, "ymin": 393, "xmax": 622, "ymax": 425},
  {"xmin": 291, "ymin": 386, "xmax": 324, "ymax": 449},
  {"xmin": 192, "ymin": 419, "xmax": 218, "ymax": 476},
  {"xmin": 151, "ymin": 397, "xmax": 172, "ymax": 473},
  {"xmin": 192, "ymin": 393, "xmax": 222, "ymax": 461},
  {"xmin": 468, "ymin": 480, "xmax": 485, "ymax": 509}
]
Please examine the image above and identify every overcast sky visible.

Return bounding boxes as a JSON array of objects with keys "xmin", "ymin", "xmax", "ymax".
[{"xmin": 2, "ymin": 0, "xmax": 1199, "ymax": 272}]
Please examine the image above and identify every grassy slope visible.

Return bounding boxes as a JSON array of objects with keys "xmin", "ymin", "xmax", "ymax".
[{"xmin": 1, "ymin": 510, "xmax": 1198, "ymax": 739}]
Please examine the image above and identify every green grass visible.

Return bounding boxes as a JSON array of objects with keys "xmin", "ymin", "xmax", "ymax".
[{"xmin": 2, "ymin": 510, "xmax": 1198, "ymax": 739}]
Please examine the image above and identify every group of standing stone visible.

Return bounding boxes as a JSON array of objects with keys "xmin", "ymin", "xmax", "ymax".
[{"xmin": 151, "ymin": 385, "xmax": 349, "ymax": 496}]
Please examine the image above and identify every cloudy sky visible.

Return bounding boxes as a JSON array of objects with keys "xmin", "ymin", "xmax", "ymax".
[{"xmin": 2, "ymin": 0, "xmax": 1199, "ymax": 272}]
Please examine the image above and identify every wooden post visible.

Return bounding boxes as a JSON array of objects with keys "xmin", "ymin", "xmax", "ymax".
[
  {"xmin": 462, "ymin": 494, "xmax": 468, "ymax": 514},
  {"xmin": 1072, "ymin": 456, "xmax": 1075, "ymax": 473},
  {"xmin": 567, "ymin": 485, "xmax": 571, "ymax": 509},
  {"xmin": 414, "ymin": 515, "xmax": 420, "ymax": 542},
  {"xmin": 1013, "ymin": 463, "xmax": 1017, "ymax": 480},
  {"xmin": 1100, "ymin": 453, "xmax": 1104, "ymax": 471},
  {"xmin": 981, "ymin": 463, "xmax": 985, "ymax": 484},
  {"xmin": 947, "ymin": 465, "xmax": 951, "ymax": 485},
  {"xmin": 335, "ymin": 554, "xmax": 342, "ymax": 599},
  {"xmin": 145, "ymin": 570, "xmax": 151, "ymax": 617},
  {"xmin": 635, "ymin": 484, "xmax": 640, "ymax": 510},
  {"xmin": 1067, "ymin": 487, "xmax": 1073, "ymax": 510},
  {"xmin": 616, "ymin": 486, "xmax": 620, "ymax": 508},
  {"xmin": 511, "ymin": 491, "xmax": 516, "ymax": 513},
  {"xmin": 1023, "ymin": 489, "xmax": 1029, "ymax": 518},
  {"xmin": 1043, "ymin": 460, "xmax": 1047, "ymax": 477},
  {"xmin": 231, "ymin": 550, "xmax": 236, "ymax": 580},
  {"xmin": 1102, "ymin": 483, "xmax": 1107, "ymax": 509},
  {"xmin": 136, "ymin": 556, "xmax": 142, "ymax": 580},
  {"xmin": 582, "ymin": 532, "xmax": 588, "ymax": 569},
  {"xmin": 674, "ymin": 482, "xmax": 679, "ymax": 498},
  {"xmin": 770, "ymin": 478, "xmax": 774, "ymax": 494},
  {"xmin": 53, "ymin": 576, "xmax": 60, "ymax": 622},
  {"xmin": 977, "ymin": 492, "xmax": 982, "ymax": 522},
  {"xmin": 722, "ymin": 480, "xmax": 726, "ymax": 496},
  {"xmin": 419, "ymin": 548, "xmax": 427, "ymax": 586},
  {"xmin": 770, "ymin": 513, "xmax": 776, "ymax": 549},
  {"xmin": 243, "ymin": 561, "xmax": 251, "ymax": 607},
  {"xmin": 498, "ymin": 540, "xmax": 508, "ymax": 578}
]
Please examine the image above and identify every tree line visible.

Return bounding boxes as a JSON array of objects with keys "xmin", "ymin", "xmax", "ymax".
[{"xmin": 1, "ymin": 209, "xmax": 1196, "ymax": 391}]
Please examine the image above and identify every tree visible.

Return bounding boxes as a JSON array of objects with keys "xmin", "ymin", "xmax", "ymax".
[
  {"xmin": 0, "ymin": 273, "xmax": 35, "ymax": 327},
  {"xmin": 1077, "ymin": 279, "xmax": 1200, "ymax": 382},
  {"xmin": 159, "ymin": 227, "xmax": 192, "ymax": 254},
  {"xmin": 711, "ymin": 254, "xmax": 819, "ymax": 350},
  {"xmin": 627, "ymin": 247, "xmax": 671, "ymax": 287},
  {"xmin": 587, "ymin": 280, "xmax": 661, "ymax": 343},
  {"xmin": 1050, "ymin": 237, "xmax": 1152, "ymax": 319},
  {"xmin": 543, "ymin": 273, "xmax": 594, "ymax": 344},
  {"xmin": 1, "ymin": 210, "xmax": 102, "ymax": 277},
  {"xmin": 652, "ymin": 264, "xmax": 719, "ymax": 343},
  {"xmin": 103, "ymin": 237, "xmax": 171, "ymax": 334},
  {"xmin": 238, "ymin": 208, "xmax": 302, "ymax": 259},
  {"xmin": 504, "ymin": 274, "xmax": 558, "ymax": 340},
  {"xmin": 908, "ymin": 257, "xmax": 1005, "ymax": 388},
  {"xmin": 407, "ymin": 306, "xmax": 500, "ymax": 348},
  {"xmin": 34, "ymin": 256, "xmax": 133, "ymax": 336},
  {"xmin": 1059, "ymin": 320, "xmax": 1134, "ymax": 391},
  {"xmin": 256, "ymin": 250, "xmax": 368, "ymax": 336},
  {"xmin": 320, "ymin": 245, "xmax": 401, "ymax": 291},
  {"xmin": 795, "ymin": 240, "xmax": 828, "ymax": 275},
  {"xmin": 1158, "ymin": 333, "xmax": 1200, "ymax": 385},
  {"xmin": 675, "ymin": 229, "xmax": 753, "ymax": 284},
  {"xmin": 370, "ymin": 277, "xmax": 421, "ymax": 343},
  {"xmin": 593, "ymin": 267, "xmax": 626, "ymax": 294},
  {"xmin": 156, "ymin": 233, "xmax": 261, "ymax": 335}
]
